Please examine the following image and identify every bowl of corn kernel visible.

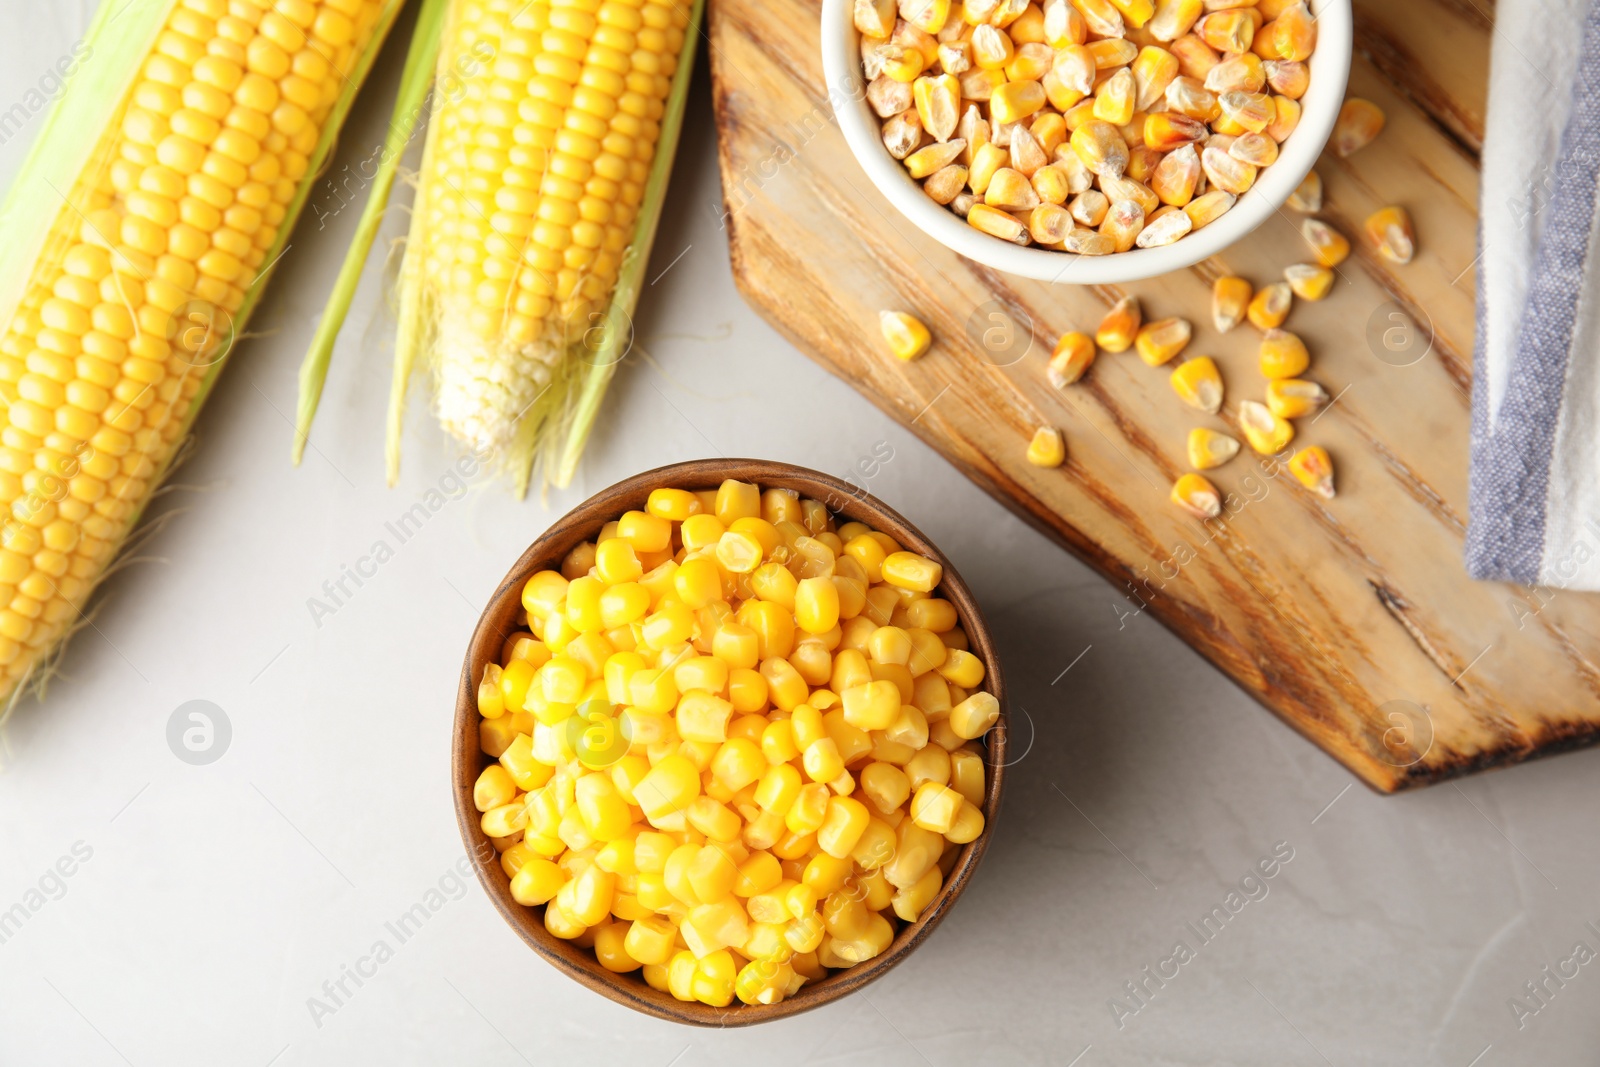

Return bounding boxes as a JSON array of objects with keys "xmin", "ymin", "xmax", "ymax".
[
  {"xmin": 454, "ymin": 459, "xmax": 1006, "ymax": 1025},
  {"xmin": 822, "ymin": 0, "xmax": 1352, "ymax": 283}
]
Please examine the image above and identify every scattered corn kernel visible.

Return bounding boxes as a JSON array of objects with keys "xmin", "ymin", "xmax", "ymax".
[
  {"xmin": 1258, "ymin": 329, "xmax": 1309, "ymax": 379},
  {"xmin": 1238, "ymin": 400, "xmax": 1294, "ymax": 455},
  {"xmin": 1288, "ymin": 445, "xmax": 1336, "ymax": 498},
  {"xmin": 1365, "ymin": 206, "xmax": 1415, "ymax": 264},
  {"xmin": 1048, "ymin": 330, "xmax": 1097, "ymax": 386},
  {"xmin": 1187, "ymin": 427, "xmax": 1240, "ymax": 470},
  {"xmin": 1170, "ymin": 356, "xmax": 1223, "ymax": 413},
  {"xmin": 1284, "ymin": 263, "xmax": 1334, "ymax": 301},
  {"xmin": 1264, "ymin": 379, "xmax": 1329, "ymax": 419},
  {"xmin": 1171, "ymin": 472, "xmax": 1222, "ymax": 519},
  {"xmin": 1134, "ymin": 317, "xmax": 1192, "ymax": 365},
  {"xmin": 880, "ymin": 311, "xmax": 933, "ymax": 361},
  {"xmin": 1096, "ymin": 295, "xmax": 1141, "ymax": 352},
  {"xmin": 1286, "ymin": 169, "xmax": 1322, "ymax": 213},
  {"xmin": 1212, "ymin": 276, "xmax": 1252, "ymax": 333},
  {"xmin": 1332, "ymin": 97, "xmax": 1385, "ymax": 157},
  {"xmin": 1246, "ymin": 281, "xmax": 1292, "ymax": 330},
  {"xmin": 1301, "ymin": 218, "xmax": 1349, "ymax": 268},
  {"xmin": 1026, "ymin": 426, "xmax": 1067, "ymax": 467},
  {"xmin": 474, "ymin": 480, "xmax": 1000, "ymax": 1007}
]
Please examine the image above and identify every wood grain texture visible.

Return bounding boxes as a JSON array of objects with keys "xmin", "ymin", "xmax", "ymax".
[
  {"xmin": 454, "ymin": 459, "xmax": 1007, "ymax": 1025},
  {"xmin": 708, "ymin": 0, "xmax": 1600, "ymax": 793}
]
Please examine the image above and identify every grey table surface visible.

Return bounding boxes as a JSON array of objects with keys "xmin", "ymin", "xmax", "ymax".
[{"xmin": 0, "ymin": 5, "xmax": 1596, "ymax": 1066}]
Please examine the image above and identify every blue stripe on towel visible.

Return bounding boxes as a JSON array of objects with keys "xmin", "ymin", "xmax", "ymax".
[{"xmin": 1467, "ymin": 0, "xmax": 1600, "ymax": 584}]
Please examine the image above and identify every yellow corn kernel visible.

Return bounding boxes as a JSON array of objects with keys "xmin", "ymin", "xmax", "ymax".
[
  {"xmin": 1199, "ymin": 8, "xmax": 1258, "ymax": 53},
  {"xmin": 1170, "ymin": 356, "xmax": 1223, "ymax": 413},
  {"xmin": 1287, "ymin": 170, "xmax": 1322, "ymax": 213},
  {"xmin": 991, "ymin": 80, "xmax": 1047, "ymax": 125},
  {"xmin": 1151, "ymin": 143, "xmax": 1200, "ymax": 207},
  {"xmin": 1170, "ymin": 33, "xmax": 1220, "ymax": 81},
  {"xmin": 1095, "ymin": 295, "xmax": 1141, "ymax": 353},
  {"xmin": 1070, "ymin": 119, "xmax": 1130, "ymax": 178},
  {"xmin": 1182, "ymin": 189, "xmax": 1236, "ymax": 229},
  {"xmin": 948, "ymin": 691, "xmax": 1000, "ymax": 739},
  {"xmin": 1144, "ymin": 112, "xmax": 1207, "ymax": 151},
  {"xmin": 1043, "ymin": 331, "xmax": 1094, "ymax": 390},
  {"xmin": 967, "ymin": 202, "xmax": 1028, "ymax": 242},
  {"xmin": 1265, "ymin": 379, "xmax": 1329, "ymax": 419},
  {"xmin": 817, "ymin": 796, "xmax": 871, "ymax": 858},
  {"xmin": 856, "ymin": 0, "xmax": 897, "ymax": 35},
  {"xmin": 1131, "ymin": 46, "xmax": 1179, "ymax": 111},
  {"xmin": 913, "ymin": 73, "xmax": 962, "ymax": 141},
  {"xmin": 1301, "ymin": 218, "xmax": 1349, "ymax": 268},
  {"xmin": 1238, "ymin": 400, "xmax": 1294, "ymax": 455},
  {"xmin": 1187, "ymin": 427, "xmax": 1240, "ymax": 470},
  {"xmin": 1258, "ymin": 329, "xmax": 1309, "ymax": 379},
  {"xmin": 1206, "ymin": 52, "xmax": 1265, "ymax": 94},
  {"xmin": 909, "ymin": 782, "xmax": 965, "ymax": 833},
  {"xmin": 1134, "ymin": 316, "xmax": 1191, "ymax": 366},
  {"xmin": 880, "ymin": 43, "xmax": 928, "ymax": 82},
  {"xmin": 1211, "ymin": 275, "xmax": 1252, "ymax": 334},
  {"xmin": 905, "ymin": 139, "xmax": 966, "ymax": 179},
  {"xmin": 1171, "ymin": 472, "xmax": 1222, "ymax": 519},
  {"xmin": 511, "ymin": 859, "xmax": 567, "ymax": 906},
  {"xmin": 1289, "ymin": 445, "xmax": 1336, "ymax": 499},
  {"xmin": 1333, "ymin": 97, "xmax": 1385, "ymax": 156},
  {"xmin": 1026, "ymin": 426, "xmax": 1066, "ymax": 468},
  {"xmin": 1246, "ymin": 281, "xmax": 1292, "ymax": 330},
  {"xmin": 1093, "ymin": 68, "xmax": 1136, "ymax": 125},
  {"xmin": 1365, "ymin": 206, "xmax": 1415, "ymax": 264},
  {"xmin": 1284, "ymin": 263, "xmax": 1334, "ymax": 301},
  {"xmin": 881, "ymin": 551, "xmax": 942, "ymax": 593},
  {"xmin": 986, "ymin": 167, "xmax": 1042, "ymax": 211},
  {"xmin": 636, "ymin": 754, "xmax": 701, "ymax": 822},
  {"xmin": 936, "ymin": 647, "xmax": 986, "ymax": 687},
  {"xmin": 879, "ymin": 311, "xmax": 930, "ymax": 363},
  {"xmin": 1148, "ymin": 0, "xmax": 1201, "ymax": 40}
]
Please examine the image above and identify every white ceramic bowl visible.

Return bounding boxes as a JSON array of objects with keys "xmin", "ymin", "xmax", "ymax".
[{"xmin": 820, "ymin": 0, "xmax": 1352, "ymax": 284}]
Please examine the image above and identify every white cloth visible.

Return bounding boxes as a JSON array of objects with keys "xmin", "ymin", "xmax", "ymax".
[{"xmin": 1467, "ymin": 0, "xmax": 1600, "ymax": 588}]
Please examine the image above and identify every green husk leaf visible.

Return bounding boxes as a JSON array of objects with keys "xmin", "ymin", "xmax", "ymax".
[
  {"xmin": 294, "ymin": 0, "xmax": 448, "ymax": 465},
  {"xmin": 540, "ymin": 0, "xmax": 708, "ymax": 493}
]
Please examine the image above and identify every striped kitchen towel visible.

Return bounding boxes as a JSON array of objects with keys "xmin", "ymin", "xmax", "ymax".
[{"xmin": 1467, "ymin": 0, "xmax": 1600, "ymax": 588}]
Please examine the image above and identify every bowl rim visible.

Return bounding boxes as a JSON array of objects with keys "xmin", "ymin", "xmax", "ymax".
[
  {"xmin": 453, "ymin": 458, "xmax": 1008, "ymax": 1026},
  {"xmin": 818, "ymin": 0, "xmax": 1353, "ymax": 284}
]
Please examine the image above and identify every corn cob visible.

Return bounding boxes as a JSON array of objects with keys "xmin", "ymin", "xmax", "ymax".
[
  {"xmin": 0, "ymin": 0, "xmax": 400, "ymax": 701},
  {"xmin": 299, "ymin": 0, "xmax": 705, "ymax": 495}
]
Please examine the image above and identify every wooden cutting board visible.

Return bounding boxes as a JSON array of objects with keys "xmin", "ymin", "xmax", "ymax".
[{"xmin": 705, "ymin": 0, "xmax": 1600, "ymax": 794}]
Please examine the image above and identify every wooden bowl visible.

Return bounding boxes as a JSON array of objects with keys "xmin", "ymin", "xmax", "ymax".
[{"xmin": 453, "ymin": 458, "xmax": 1007, "ymax": 1025}]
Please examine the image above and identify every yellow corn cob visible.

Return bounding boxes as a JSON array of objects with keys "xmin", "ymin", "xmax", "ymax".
[
  {"xmin": 0, "ymin": 0, "xmax": 398, "ymax": 699},
  {"xmin": 401, "ymin": 0, "xmax": 693, "ymax": 482}
]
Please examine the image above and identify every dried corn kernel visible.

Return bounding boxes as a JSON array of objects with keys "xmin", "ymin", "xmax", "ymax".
[
  {"xmin": 1284, "ymin": 263, "xmax": 1333, "ymax": 301},
  {"xmin": 1301, "ymin": 218, "xmax": 1349, "ymax": 267},
  {"xmin": 1265, "ymin": 95, "xmax": 1300, "ymax": 142},
  {"xmin": 1071, "ymin": 120, "xmax": 1131, "ymax": 178},
  {"xmin": 1288, "ymin": 445, "xmax": 1335, "ymax": 498},
  {"xmin": 1365, "ymin": 206, "xmax": 1415, "ymax": 264},
  {"xmin": 1206, "ymin": 53, "xmax": 1265, "ymax": 94},
  {"xmin": 1183, "ymin": 189, "xmax": 1236, "ymax": 229},
  {"xmin": 914, "ymin": 74, "xmax": 963, "ymax": 141},
  {"xmin": 1171, "ymin": 472, "xmax": 1222, "ymax": 519},
  {"xmin": 1026, "ymin": 426, "xmax": 1067, "ymax": 467},
  {"xmin": 906, "ymin": 139, "xmax": 968, "ymax": 178},
  {"xmin": 880, "ymin": 311, "xmax": 933, "ymax": 361},
  {"xmin": 1265, "ymin": 378, "xmax": 1329, "ymax": 419},
  {"xmin": 1093, "ymin": 68, "xmax": 1137, "ymax": 125},
  {"xmin": 1135, "ymin": 317, "xmax": 1192, "ymax": 365},
  {"xmin": 1187, "ymin": 427, "xmax": 1241, "ymax": 470},
  {"xmin": 1048, "ymin": 331, "xmax": 1097, "ymax": 386},
  {"xmin": 1136, "ymin": 210, "xmax": 1194, "ymax": 246},
  {"xmin": 1152, "ymin": 144, "xmax": 1201, "ymax": 206},
  {"xmin": 1246, "ymin": 281, "xmax": 1291, "ymax": 329},
  {"xmin": 1171, "ymin": 356, "xmax": 1223, "ymax": 413},
  {"xmin": 968, "ymin": 202, "xmax": 1029, "ymax": 241},
  {"xmin": 856, "ymin": 0, "xmax": 898, "ymax": 36},
  {"xmin": 1095, "ymin": 295, "xmax": 1141, "ymax": 352},
  {"xmin": 1259, "ymin": 329, "xmax": 1309, "ymax": 379},
  {"xmin": 1100, "ymin": 199, "xmax": 1146, "ymax": 250},
  {"xmin": 1286, "ymin": 170, "xmax": 1322, "ymax": 213},
  {"xmin": 1333, "ymin": 98, "xmax": 1384, "ymax": 157},
  {"xmin": 1212, "ymin": 276, "xmax": 1252, "ymax": 333},
  {"xmin": 1238, "ymin": 400, "xmax": 1293, "ymax": 454}
]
